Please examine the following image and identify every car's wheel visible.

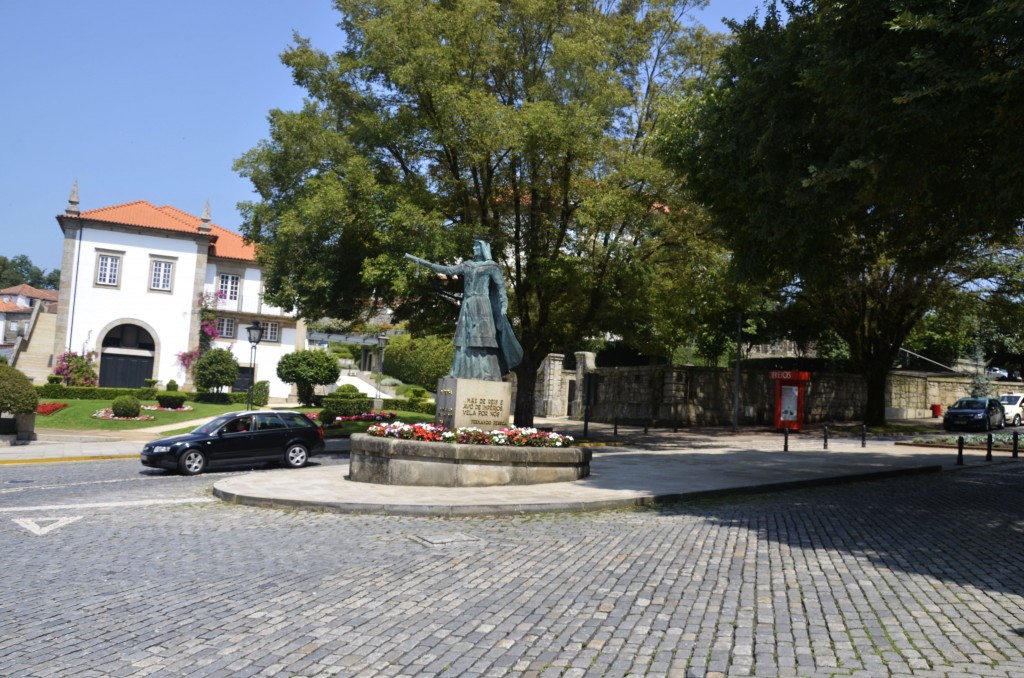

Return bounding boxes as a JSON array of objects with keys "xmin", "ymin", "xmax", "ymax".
[
  {"xmin": 179, "ymin": 449, "xmax": 206, "ymax": 476},
  {"xmin": 283, "ymin": 444, "xmax": 309, "ymax": 469},
  {"xmin": 1013, "ymin": 414, "xmax": 1021, "ymax": 427},
  {"xmin": 999, "ymin": 414, "xmax": 1006, "ymax": 429}
]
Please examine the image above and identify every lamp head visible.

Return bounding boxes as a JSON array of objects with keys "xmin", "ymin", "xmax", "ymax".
[{"xmin": 246, "ymin": 319, "xmax": 263, "ymax": 345}]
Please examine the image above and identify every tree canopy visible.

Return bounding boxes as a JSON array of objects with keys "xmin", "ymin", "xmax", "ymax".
[
  {"xmin": 0, "ymin": 254, "xmax": 60, "ymax": 290},
  {"xmin": 663, "ymin": 0, "xmax": 1024, "ymax": 424},
  {"xmin": 235, "ymin": 0, "xmax": 725, "ymax": 424}
]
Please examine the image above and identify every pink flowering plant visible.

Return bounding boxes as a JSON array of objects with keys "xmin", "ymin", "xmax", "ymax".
[
  {"xmin": 53, "ymin": 351, "xmax": 98, "ymax": 386},
  {"xmin": 366, "ymin": 422, "xmax": 574, "ymax": 447}
]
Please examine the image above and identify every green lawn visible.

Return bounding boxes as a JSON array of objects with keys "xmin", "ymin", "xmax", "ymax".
[
  {"xmin": 35, "ymin": 399, "xmax": 240, "ymax": 430},
  {"xmin": 34, "ymin": 399, "xmax": 437, "ymax": 437}
]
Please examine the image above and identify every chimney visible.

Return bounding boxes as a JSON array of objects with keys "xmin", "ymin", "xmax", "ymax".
[
  {"xmin": 199, "ymin": 199, "xmax": 211, "ymax": 233},
  {"xmin": 66, "ymin": 180, "xmax": 80, "ymax": 216}
]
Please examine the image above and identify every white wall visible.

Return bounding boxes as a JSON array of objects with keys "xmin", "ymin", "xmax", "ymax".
[{"xmin": 65, "ymin": 226, "xmax": 199, "ymax": 384}]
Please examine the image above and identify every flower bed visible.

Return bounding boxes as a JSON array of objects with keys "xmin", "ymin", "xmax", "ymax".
[
  {"xmin": 366, "ymin": 421, "xmax": 575, "ymax": 448},
  {"xmin": 141, "ymin": 404, "xmax": 194, "ymax": 412},
  {"xmin": 315, "ymin": 411, "xmax": 397, "ymax": 427},
  {"xmin": 91, "ymin": 409, "xmax": 156, "ymax": 421},
  {"xmin": 37, "ymin": 402, "xmax": 68, "ymax": 416}
]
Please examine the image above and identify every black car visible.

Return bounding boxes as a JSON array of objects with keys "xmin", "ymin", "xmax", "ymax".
[
  {"xmin": 141, "ymin": 410, "xmax": 325, "ymax": 475},
  {"xmin": 942, "ymin": 397, "xmax": 1005, "ymax": 432}
]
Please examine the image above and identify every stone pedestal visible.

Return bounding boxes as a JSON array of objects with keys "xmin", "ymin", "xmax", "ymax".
[{"xmin": 436, "ymin": 377, "xmax": 512, "ymax": 430}]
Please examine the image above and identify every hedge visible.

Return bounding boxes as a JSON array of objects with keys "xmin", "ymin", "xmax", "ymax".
[
  {"xmin": 37, "ymin": 384, "xmax": 248, "ymax": 404},
  {"xmin": 156, "ymin": 394, "xmax": 188, "ymax": 409}
]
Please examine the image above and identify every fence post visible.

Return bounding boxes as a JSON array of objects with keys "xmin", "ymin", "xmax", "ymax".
[
  {"xmin": 1014, "ymin": 431, "xmax": 1019, "ymax": 459},
  {"xmin": 824, "ymin": 425, "xmax": 829, "ymax": 450},
  {"xmin": 784, "ymin": 428, "xmax": 789, "ymax": 452},
  {"xmin": 614, "ymin": 417, "xmax": 618, "ymax": 437},
  {"xmin": 986, "ymin": 433, "xmax": 993, "ymax": 462},
  {"xmin": 644, "ymin": 419, "xmax": 649, "ymax": 435},
  {"xmin": 861, "ymin": 424, "xmax": 866, "ymax": 448},
  {"xmin": 957, "ymin": 436, "xmax": 964, "ymax": 466}
]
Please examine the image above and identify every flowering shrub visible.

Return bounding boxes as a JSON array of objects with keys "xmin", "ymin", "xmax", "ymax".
[
  {"xmin": 177, "ymin": 348, "xmax": 202, "ymax": 372},
  {"xmin": 141, "ymin": 404, "xmax": 194, "ymax": 412},
  {"xmin": 54, "ymin": 351, "xmax": 98, "ymax": 386},
  {"xmin": 315, "ymin": 410, "xmax": 397, "ymax": 427},
  {"xmin": 366, "ymin": 422, "xmax": 575, "ymax": 447},
  {"xmin": 36, "ymin": 402, "xmax": 68, "ymax": 416}
]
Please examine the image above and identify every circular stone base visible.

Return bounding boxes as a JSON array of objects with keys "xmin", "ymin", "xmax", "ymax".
[{"xmin": 349, "ymin": 433, "xmax": 591, "ymax": 487}]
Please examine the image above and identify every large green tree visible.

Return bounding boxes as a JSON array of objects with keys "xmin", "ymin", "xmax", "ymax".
[
  {"xmin": 0, "ymin": 254, "xmax": 60, "ymax": 290},
  {"xmin": 236, "ymin": 0, "xmax": 723, "ymax": 425},
  {"xmin": 664, "ymin": 0, "xmax": 1024, "ymax": 424}
]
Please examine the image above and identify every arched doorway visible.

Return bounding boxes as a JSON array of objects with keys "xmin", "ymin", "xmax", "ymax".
[{"xmin": 98, "ymin": 323, "xmax": 156, "ymax": 388}]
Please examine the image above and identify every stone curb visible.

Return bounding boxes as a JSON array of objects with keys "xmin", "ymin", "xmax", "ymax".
[{"xmin": 212, "ymin": 463, "xmax": 945, "ymax": 517}]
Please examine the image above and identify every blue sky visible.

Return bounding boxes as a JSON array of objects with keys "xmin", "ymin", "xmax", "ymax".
[{"xmin": 1, "ymin": 0, "xmax": 768, "ymax": 274}]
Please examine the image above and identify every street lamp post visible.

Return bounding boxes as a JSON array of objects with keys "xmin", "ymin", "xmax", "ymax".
[
  {"xmin": 245, "ymin": 320, "xmax": 263, "ymax": 410},
  {"xmin": 375, "ymin": 333, "xmax": 388, "ymax": 400}
]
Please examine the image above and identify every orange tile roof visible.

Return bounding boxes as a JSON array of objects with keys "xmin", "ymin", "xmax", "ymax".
[
  {"xmin": 0, "ymin": 284, "xmax": 59, "ymax": 301},
  {"xmin": 70, "ymin": 200, "xmax": 257, "ymax": 262},
  {"xmin": 0, "ymin": 300, "xmax": 30, "ymax": 313}
]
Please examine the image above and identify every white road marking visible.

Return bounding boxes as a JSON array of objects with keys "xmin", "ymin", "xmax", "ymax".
[
  {"xmin": 0, "ymin": 498, "xmax": 216, "ymax": 513},
  {"xmin": 12, "ymin": 516, "xmax": 83, "ymax": 535}
]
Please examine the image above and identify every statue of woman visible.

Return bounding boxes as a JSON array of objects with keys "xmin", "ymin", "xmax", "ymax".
[{"xmin": 405, "ymin": 239, "xmax": 523, "ymax": 381}]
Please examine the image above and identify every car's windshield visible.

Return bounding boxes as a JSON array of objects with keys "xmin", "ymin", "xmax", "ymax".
[
  {"xmin": 1000, "ymin": 395, "xmax": 1020, "ymax": 405},
  {"xmin": 193, "ymin": 414, "xmax": 235, "ymax": 435},
  {"xmin": 953, "ymin": 398, "xmax": 986, "ymax": 409}
]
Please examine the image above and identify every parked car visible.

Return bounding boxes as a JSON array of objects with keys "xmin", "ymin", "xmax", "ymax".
[
  {"xmin": 987, "ymin": 366, "xmax": 1010, "ymax": 379},
  {"xmin": 942, "ymin": 397, "xmax": 1005, "ymax": 432},
  {"xmin": 140, "ymin": 410, "xmax": 325, "ymax": 475},
  {"xmin": 999, "ymin": 394, "xmax": 1024, "ymax": 426}
]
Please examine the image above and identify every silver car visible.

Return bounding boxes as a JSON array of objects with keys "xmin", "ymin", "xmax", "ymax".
[{"xmin": 999, "ymin": 394, "xmax": 1024, "ymax": 426}]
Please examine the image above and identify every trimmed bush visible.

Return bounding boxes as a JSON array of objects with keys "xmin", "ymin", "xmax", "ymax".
[
  {"xmin": 143, "ymin": 378, "xmax": 159, "ymax": 387},
  {"xmin": 46, "ymin": 374, "xmax": 63, "ymax": 384},
  {"xmin": 0, "ymin": 365, "xmax": 39, "ymax": 415},
  {"xmin": 277, "ymin": 349, "xmax": 341, "ymax": 406},
  {"xmin": 156, "ymin": 394, "xmax": 188, "ymax": 409},
  {"xmin": 333, "ymin": 384, "xmax": 364, "ymax": 398},
  {"xmin": 193, "ymin": 348, "xmax": 240, "ymax": 393},
  {"xmin": 166, "ymin": 379, "xmax": 179, "ymax": 391},
  {"xmin": 135, "ymin": 387, "xmax": 158, "ymax": 400},
  {"xmin": 252, "ymin": 380, "xmax": 270, "ymax": 407},
  {"xmin": 111, "ymin": 395, "xmax": 141, "ymax": 418},
  {"xmin": 321, "ymin": 396, "xmax": 374, "ymax": 424}
]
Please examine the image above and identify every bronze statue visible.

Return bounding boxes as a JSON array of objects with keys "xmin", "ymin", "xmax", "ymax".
[{"xmin": 405, "ymin": 239, "xmax": 523, "ymax": 381}]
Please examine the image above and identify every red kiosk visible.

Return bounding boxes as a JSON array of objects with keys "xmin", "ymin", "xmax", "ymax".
[{"xmin": 770, "ymin": 371, "xmax": 810, "ymax": 431}]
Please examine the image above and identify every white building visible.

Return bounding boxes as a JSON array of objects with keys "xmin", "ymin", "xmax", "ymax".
[{"xmin": 51, "ymin": 186, "xmax": 305, "ymax": 400}]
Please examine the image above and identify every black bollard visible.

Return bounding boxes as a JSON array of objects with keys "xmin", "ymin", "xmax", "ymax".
[
  {"xmin": 1015, "ymin": 431, "xmax": 1019, "ymax": 459},
  {"xmin": 784, "ymin": 428, "xmax": 789, "ymax": 452},
  {"xmin": 824, "ymin": 426, "xmax": 829, "ymax": 450},
  {"xmin": 987, "ymin": 433, "xmax": 993, "ymax": 462},
  {"xmin": 861, "ymin": 424, "xmax": 867, "ymax": 448},
  {"xmin": 614, "ymin": 417, "xmax": 619, "ymax": 436},
  {"xmin": 645, "ymin": 419, "xmax": 650, "ymax": 435},
  {"xmin": 957, "ymin": 436, "xmax": 964, "ymax": 466}
]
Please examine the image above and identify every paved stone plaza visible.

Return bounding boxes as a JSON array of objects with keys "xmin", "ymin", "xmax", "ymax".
[{"xmin": 2, "ymin": 457, "xmax": 1024, "ymax": 677}]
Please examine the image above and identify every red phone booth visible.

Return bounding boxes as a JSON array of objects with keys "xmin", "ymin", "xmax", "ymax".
[{"xmin": 770, "ymin": 371, "xmax": 810, "ymax": 431}]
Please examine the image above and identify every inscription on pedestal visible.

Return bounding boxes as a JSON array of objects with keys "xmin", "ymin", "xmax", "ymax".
[{"xmin": 436, "ymin": 377, "xmax": 512, "ymax": 430}]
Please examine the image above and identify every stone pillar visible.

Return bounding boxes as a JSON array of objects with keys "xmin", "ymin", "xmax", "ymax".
[{"xmin": 534, "ymin": 353, "xmax": 566, "ymax": 417}]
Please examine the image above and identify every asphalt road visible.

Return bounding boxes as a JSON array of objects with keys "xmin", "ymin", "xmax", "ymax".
[{"xmin": 2, "ymin": 456, "xmax": 1024, "ymax": 677}]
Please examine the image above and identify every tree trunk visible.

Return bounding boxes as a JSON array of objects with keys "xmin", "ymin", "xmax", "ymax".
[
  {"xmin": 513, "ymin": 355, "xmax": 541, "ymax": 428},
  {"xmin": 862, "ymin": 363, "xmax": 889, "ymax": 426}
]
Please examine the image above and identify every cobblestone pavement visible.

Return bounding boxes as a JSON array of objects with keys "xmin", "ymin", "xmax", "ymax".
[{"xmin": 2, "ymin": 459, "xmax": 1024, "ymax": 677}]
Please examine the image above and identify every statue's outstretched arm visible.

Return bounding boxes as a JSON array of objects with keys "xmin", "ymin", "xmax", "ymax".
[{"xmin": 405, "ymin": 253, "xmax": 457, "ymax": 276}]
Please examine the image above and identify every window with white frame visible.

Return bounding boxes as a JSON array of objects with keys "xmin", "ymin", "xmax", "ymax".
[
  {"xmin": 218, "ymin": 273, "xmax": 240, "ymax": 301},
  {"xmin": 263, "ymin": 321, "xmax": 280, "ymax": 342},
  {"xmin": 150, "ymin": 259, "xmax": 174, "ymax": 291},
  {"xmin": 216, "ymin": 317, "xmax": 236, "ymax": 338},
  {"xmin": 95, "ymin": 253, "xmax": 121, "ymax": 287}
]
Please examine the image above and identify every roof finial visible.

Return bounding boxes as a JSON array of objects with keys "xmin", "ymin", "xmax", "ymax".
[
  {"xmin": 66, "ymin": 180, "xmax": 80, "ymax": 216},
  {"xmin": 199, "ymin": 199, "xmax": 211, "ymax": 232}
]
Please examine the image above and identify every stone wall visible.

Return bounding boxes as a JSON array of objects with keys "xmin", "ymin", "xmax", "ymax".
[{"xmin": 547, "ymin": 355, "xmax": 976, "ymax": 425}]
